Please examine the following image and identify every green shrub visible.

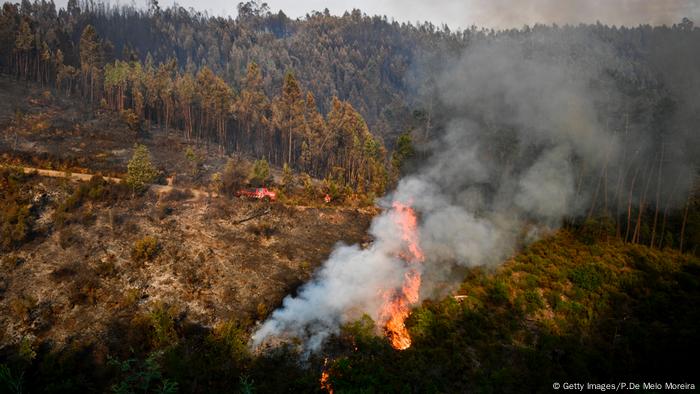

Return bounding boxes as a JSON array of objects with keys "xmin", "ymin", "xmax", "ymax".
[
  {"xmin": 486, "ymin": 280, "xmax": 510, "ymax": 305},
  {"xmin": 18, "ymin": 336, "xmax": 36, "ymax": 362},
  {"xmin": 579, "ymin": 216, "xmax": 616, "ymax": 244},
  {"xmin": 95, "ymin": 258, "xmax": 117, "ymax": 277},
  {"xmin": 109, "ymin": 352, "xmax": 178, "ymax": 394},
  {"xmin": 281, "ymin": 163, "xmax": 294, "ymax": 192},
  {"xmin": 250, "ymin": 159, "xmax": 272, "ymax": 187},
  {"xmin": 0, "ymin": 201, "xmax": 32, "ymax": 251},
  {"xmin": 131, "ymin": 236, "xmax": 159, "ymax": 262},
  {"xmin": 221, "ymin": 157, "xmax": 251, "ymax": 196},
  {"xmin": 323, "ymin": 176, "xmax": 346, "ymax": 202},
  {"xmin": 121, "ymin": 109, "xmax": 141, "ymax": 132},
  {"xmin": 0, "ymin": 363, "xmax": 24, "ymax": 394},
  {"xmin": 212, "ymin": 321, "xmax": 250, "ymax": 363},
  {"xmin": 184, "ymin": 147, "xmax": 201, "ymax": 177},
  {"xmin": 148, "ymin": 303, "xmax": 178, "ymax": 348},
  {"xmin": 522, "ymin": 289, "xmax": 544, "ymax": 313},
  {"xmin": 126, "ymin": 144, "xmax": 158, "ymax": 192},
  {"xmin": 545, "ymin": 289, "xmax": 563, "ymax": 310},
  {"xmin": 119, "ymin": 288, "xmax": 143, "ymax": 309},
  {"xmin": 53, "ymin": 176, "xmax": 111, "ymax": 229},
  {"xmin": 569, "ymin": 264, "xmax": 604, "ymax": 291},
  {"xmin": 301, "ymin": 173, "xmax": 317, "ymax": 198}
]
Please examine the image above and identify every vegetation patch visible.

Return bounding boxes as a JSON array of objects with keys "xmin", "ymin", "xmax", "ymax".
[{"xmin": 131, "ymin": 236, "xmax": 159, "ymax": 262}]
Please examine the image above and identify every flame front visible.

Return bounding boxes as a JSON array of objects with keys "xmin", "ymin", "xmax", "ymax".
[
  {"xmin": 378, "ymin": 201, "xmax": 424, "ymax": 350},
  {"xmin": 320, "ymin": 357, "xmax": 333, "ymax": 393}
]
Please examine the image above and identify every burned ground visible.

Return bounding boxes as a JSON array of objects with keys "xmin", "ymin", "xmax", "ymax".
[
  {"xmin": 0, "ymin": 173, "xmax": 373, "ymax": 353},
  {"xmin": 0, "ymin": 75, "xmax": 227, "ymax": 187},
  {"xmin": 0, "ymin": 77, "xmax": 375, "ymax": 385}
]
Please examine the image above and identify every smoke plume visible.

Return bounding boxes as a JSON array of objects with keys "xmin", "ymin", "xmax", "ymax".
[
  {"xmin": 252, "ymin": 29, "xmax": 698, "ymax": 353},
  {"xmin": 380, "ymin": 0, "xmax": 700, "ymax": 29}
]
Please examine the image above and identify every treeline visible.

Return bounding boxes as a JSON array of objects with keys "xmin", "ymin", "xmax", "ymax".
[
  {"xmin": 0, "ymin": 0, "xmax": 464, "ymax": 142},
  {"xmin": 1, "ymin": 0, "xmax": 699, "ymax": 225},
  {"xmin": 0, "ymin": 2, "xmax": 393, "ymax": 195}
]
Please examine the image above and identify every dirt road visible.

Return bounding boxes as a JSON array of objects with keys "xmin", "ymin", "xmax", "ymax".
[{"xmin": 5, "ymin": 165, "xmax": 214, "ymax": 200}]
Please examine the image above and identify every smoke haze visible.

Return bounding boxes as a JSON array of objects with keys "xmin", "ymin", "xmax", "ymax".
[
  {"xmin": 54, "ymin": 0, "xmax": 700, "ymax": 29},
  {"xmin": 381, "ymin": 0, "xmax": 700, "ymax": 29},
  {"xmin": 253, "ymin": 19, "xmax": 699, "ymax": 353}
]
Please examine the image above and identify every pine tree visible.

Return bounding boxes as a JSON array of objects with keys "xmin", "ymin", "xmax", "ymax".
[
  {"xmin": 14, "ymin": 19, "xmax": 32, "ymax": 79},
  {"xmin": 126, "ymin": 143, "xmax": 158, "ymax": 192},
  {"xmin": 175, "ymin": 72, "xmax": 196, "ymax": 140},
  {"xmin": 234, "ymin": 62, "xmax": 269, "ymax": 154},
  {"xmin": 79, "ymin": 25, "xmax": 102, "ymax": 102},
  {"xmin": 303, "ymin": 91, "xmax": 326, "ymax": 175},
  {"xmin": 250, "ymin": 159, "xmax": 271, "ymax": 187},
  {"xmin": 282, "ymin": 163, "xmax": 294, "ymax": 192},
  {"xmin": 272, "ymin": 71, "xmax": 304, "ymax": 166}
]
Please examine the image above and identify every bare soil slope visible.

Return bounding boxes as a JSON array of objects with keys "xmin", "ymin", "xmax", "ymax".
[{"xmin": 0, "ymin": 174, "xmax": 373, "ymax": 351}]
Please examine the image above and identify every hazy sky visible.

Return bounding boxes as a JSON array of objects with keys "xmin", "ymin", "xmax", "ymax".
[{"xmin": 54, "ymin": 0, "xmax": 700, "ymax": 29}]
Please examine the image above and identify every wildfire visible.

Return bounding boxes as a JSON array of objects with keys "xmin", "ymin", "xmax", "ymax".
[
  {"xmin": 320, "ymin": 358, "xmax": 333, "ymax": 394},
  {"xmin": 378, "ymin": 201, "xmax": 424, "ymax": 350}
]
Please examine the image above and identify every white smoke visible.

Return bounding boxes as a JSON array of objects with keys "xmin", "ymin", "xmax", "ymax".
[
  {"xmin": 252, "ymin": 204, "xmax": 419, "ymax": 351},
  {"xmin": 253, "ymin": 29, "xmax": 695, "ymax": 352}
]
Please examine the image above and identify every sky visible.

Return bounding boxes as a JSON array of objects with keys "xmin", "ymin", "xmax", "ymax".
[{"xmin": 54, "ymin": 0, "xmax": 700, "ymax": 29}]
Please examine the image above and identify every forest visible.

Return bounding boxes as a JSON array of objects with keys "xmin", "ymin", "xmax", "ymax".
[
  {"xmin": 0, "ymin": 0, "xmax": 699, "ymax": 392},
  {"xmin": 2, "ymin": 1, "xmax": 699, "ymax": 206}
]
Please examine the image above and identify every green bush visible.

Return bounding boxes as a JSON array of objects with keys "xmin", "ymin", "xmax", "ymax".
[
  {"xmin": 121, "ymin": 109, "xmax": 141, "ymax": 132},
  {"xmin": 221, "ymin": 157, "xmax": 250, "ymax": 196},
  {"xmin": 323, "ymin": 176, "xmax": 346, "ymax": 203},
  {"xmin": 109, "ymin": 352, "xmax": 178, "ymax": 394},
  {"xmin": 131, "ymin": 236, "xmax": 159, "ymax": 262},
  {"xmin": 126, "ymin": 144, "xmax": 158, "ymax": 192},
  {"xmin": 250, "ymin": 159, "xmax": 271, "ymax": 187},
  {"xmin": 0, "ymin": 363, "xmax": 24, "ymax": 394},
  {"xmin": 0, "ymin": 201, "xmax": 32, "ymax": 251},
  {"xmin": 211, "ymin": 321, "xmax": 250, "ymax": 364},
  {"xmin": 53, "ymin": 176, "xmax": 112, "ymax": 229},
  {"xmin": 522, "ymin": 289, "xmax": 544, "ymax": 313},
  {"xmin": 569, "ymin": 264, "xmax": 604, "ymax": 291},
  {"xmin": 486, "ymin": 280, "xmax": 510, "ymax": 305},
  {"xmin": 148, "ymin": 303, "xmax": 178, "ymax": 348},
  {"xmin": 579, "ymin": 216, "xmax": 616, "ymax": 244}
]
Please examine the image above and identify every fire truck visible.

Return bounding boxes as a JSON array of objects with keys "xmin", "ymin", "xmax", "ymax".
[{"xmin": 235, "ymin": 187, "xmax": 277, "ymax": 201}]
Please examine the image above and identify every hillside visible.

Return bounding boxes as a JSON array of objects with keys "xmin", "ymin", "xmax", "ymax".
[
  {"xmin": 321, "ymin": 231, "xmax": 700, "ymax": 392},
  {"xmin": 2, "ymin": 199, "xmax": 697, "ymax": 392},
  {"xmin": 1, "ymin": 1, "xmax": 700, "ymax": 392}
]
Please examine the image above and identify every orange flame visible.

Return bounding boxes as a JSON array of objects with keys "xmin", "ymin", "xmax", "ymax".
[
  {"xmin": 320, "ymin": 358, "xmax": 333, "ymax": 394},
  {"xmin": 378, "ymin": 202, "xmax": 424, "ymax": 350}
]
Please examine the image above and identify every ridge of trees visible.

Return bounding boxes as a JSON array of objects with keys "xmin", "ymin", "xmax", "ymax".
[
  {"xmin": 0, "ymin": 0, "xmax": 698, "ymax": 247},
  {"xmin": 0, "ymin": 0, "xmax": 397, "ymax": 195}
]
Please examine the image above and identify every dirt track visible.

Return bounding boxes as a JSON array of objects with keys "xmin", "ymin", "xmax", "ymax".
[{"xmin": 6, "ymin": 165, "xmax": 214, "ymax": 200}]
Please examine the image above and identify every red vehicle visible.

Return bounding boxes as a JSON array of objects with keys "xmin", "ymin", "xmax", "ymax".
[{"xmin": 236, "ymin": 187, "xmax": 277, "ymax": 201}]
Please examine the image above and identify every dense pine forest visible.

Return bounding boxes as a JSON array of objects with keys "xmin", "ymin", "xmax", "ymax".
[
  {"xmin": 3, "ymin": 1, "xmax": 698, "ymax": 198},
  {"xmin": 1, "ymin": 0, "xmax": 699, "ymax": 392},
  {"xmin": 2, "ymin": 0, "xmax": 700, "ymax": 200}
]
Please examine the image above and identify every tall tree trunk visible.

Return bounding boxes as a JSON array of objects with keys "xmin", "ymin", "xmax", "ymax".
[
  {"xmin": 288, "ymin": 125, "xmax": 293, "ymax": 165},
  {"xmin": 650, "ymin": 143, "xmax": 664, "ymax": 247},
  {"xmin": 658, "ymin": 176, "xmax": 680, "ymax": 249},
  {"xmin": 625, "ymin": 167, "xmax": 640, "ymax": 243},
  {"xmin": 679, "ymin": 192, "xmax": 691, "ymax": 253},
  {"xmin": 632, "ymin": 161, "xmax": 654, "ymax": 244}
]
